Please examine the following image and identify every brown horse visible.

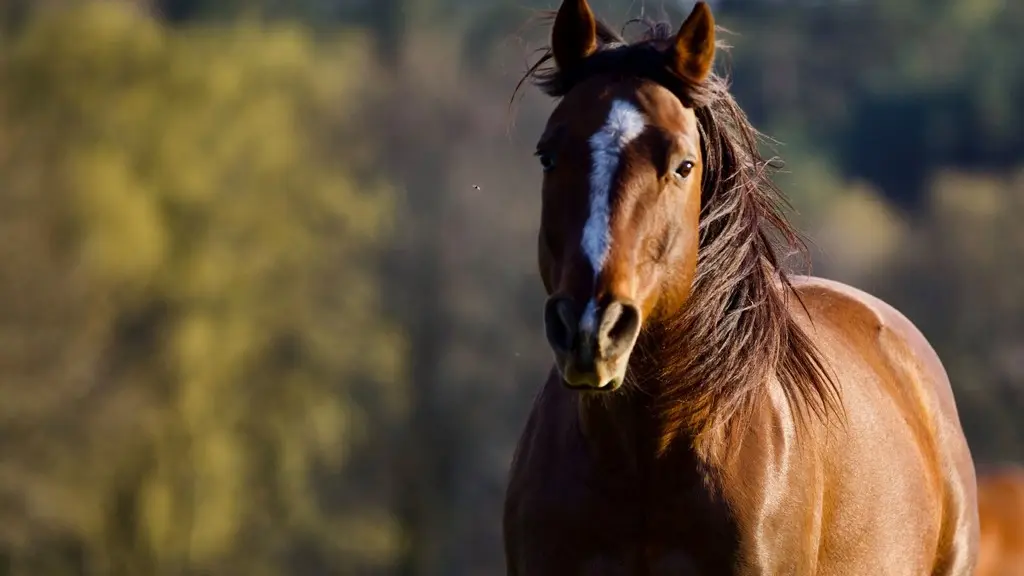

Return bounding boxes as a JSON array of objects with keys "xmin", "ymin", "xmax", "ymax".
[
  {"xmin": 976, "ymin": 464, "xmax": 1024, "ymax": 576},
  {"xmin": 502, "ymin": 1, "xmax": 979, "ymax": 574}
]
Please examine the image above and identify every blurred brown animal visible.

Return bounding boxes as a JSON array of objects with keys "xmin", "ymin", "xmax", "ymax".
[
  {"xmin": 976, "ymin": 465, "xmax": 1024, "ymax": 576},
  {"xmin": 502, "ymin": 1, "xmax": 979, "ymax": 574}
]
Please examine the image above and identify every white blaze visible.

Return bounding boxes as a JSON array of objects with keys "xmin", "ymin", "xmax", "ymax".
[{"xmin": 579, "ymin": 99, "xmax": 646, "ymax": 333}]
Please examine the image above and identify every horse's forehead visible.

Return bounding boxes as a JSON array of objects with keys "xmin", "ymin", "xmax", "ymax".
[
  {"xmin": 633, "ymin": 82, "xmax": 697, "ymax": 136},
  {"xmin": 548, "ymin": 79, "xmax": 695, "ymax": 143}
]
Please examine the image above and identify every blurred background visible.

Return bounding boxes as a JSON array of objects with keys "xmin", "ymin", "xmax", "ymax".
[{"xmin": 0, "ymin": 0, "xmax": 1020, "ymax": 574}]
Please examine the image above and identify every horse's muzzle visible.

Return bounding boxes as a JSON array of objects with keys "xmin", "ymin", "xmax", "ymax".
[{"xmin": 543, "ymin": 295, "xmax": 641, "ymax": 391}]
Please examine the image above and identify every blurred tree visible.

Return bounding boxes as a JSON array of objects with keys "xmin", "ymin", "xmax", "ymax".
[
  {"xmin": 0, "ymin": 2, "xmax": 404, "ymax": 574},
  {"xmin": 147, "ymin": 0, "xmax": 443, "ymax": 67},
  {"xmin": 716, "ymin": 0, "xmax": 1024, "ymax": 209},
  {"xmin": 370, "ymin": 34, "xmax": 467, "ymax": 576},
  {"xmin": 151, "ymin": 0, "xmax": 337, "ymax": 22}
]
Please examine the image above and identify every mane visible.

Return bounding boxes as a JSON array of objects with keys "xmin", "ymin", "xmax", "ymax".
[{"xmin": 517, "ymin": 15, "xmax": 842, "ymax": 451}]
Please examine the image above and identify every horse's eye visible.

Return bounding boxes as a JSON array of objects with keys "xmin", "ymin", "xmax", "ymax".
[
  {"xmin": 536, "ymin": 151, "xmax": 555, "ymax": 172},
  {"xmin": 675, "ymin": 160, "xmax": 695, "ymax": 179}
]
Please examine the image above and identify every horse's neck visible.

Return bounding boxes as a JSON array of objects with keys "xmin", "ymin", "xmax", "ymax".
[
  {"xmin": 575, "ymin": 381, "xmax": 710, "ymax": 485},
  {"xmin": 576, "ymin": 391, "xmax": 648, "ymax": 475},
  {"xmin": 572, "ymin": 326, "xmax": 732, "ymax": 487}
]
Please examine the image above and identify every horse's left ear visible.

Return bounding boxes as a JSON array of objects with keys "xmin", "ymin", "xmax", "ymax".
[
  {"xmin": 668, "ymin": 2, "xmax": 715, "ymax": 83},
  {"xmin": 551, "ymin": 0, "xmax": 598, "ymax": 72}
]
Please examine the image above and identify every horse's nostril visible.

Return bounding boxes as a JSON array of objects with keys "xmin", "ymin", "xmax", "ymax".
[
  {"xmin": 543, "ymin": 297, "xmax": 577, "ymax": 353},
  {"xmin": 597, "ymin": 301, "xmax": 641, "ymax": 360}
]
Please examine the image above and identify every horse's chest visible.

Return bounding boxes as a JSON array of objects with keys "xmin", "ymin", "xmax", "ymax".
[
  {"xmin": 507, "ymin": 458, "xmax": 637, "ymax": 571},
  {"xmin": 581, "ymin": 548, "xmax": 701, "ymax": 575},
  {"xmin": 510, "ymin": 466, "xmax": 737, "ymax": 574},
  {"xmin": 521, "ymin": 462, "xmax": 646, "ymax": 541}
]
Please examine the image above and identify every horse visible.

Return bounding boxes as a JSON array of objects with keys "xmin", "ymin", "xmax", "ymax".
[
  {"xmin": 502, "ymin": 1, "xmax": 979, "ymax": 573},
  {"xmin": 976, "ymin": 464, "xmax": 1024, "ymax": 576}
]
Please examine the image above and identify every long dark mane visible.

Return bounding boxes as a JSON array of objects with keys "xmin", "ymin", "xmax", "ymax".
[{"xmin": 517, "ymin": 15, "xmax": 842, "ymax": 451}]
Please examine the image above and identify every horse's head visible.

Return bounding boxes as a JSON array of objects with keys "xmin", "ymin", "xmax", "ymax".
[{"xmin": 536, "ymin": 0, "xmax": 715, "ymax": 391}]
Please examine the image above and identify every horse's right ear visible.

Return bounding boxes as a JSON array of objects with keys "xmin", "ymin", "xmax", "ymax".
[
  {"xmin": 551, "ymin": 0, "xmax": 598, "ymax": 72},
  {"xmin": 668, "ymin": 1, "xmax": 715, "ymax": 83}
]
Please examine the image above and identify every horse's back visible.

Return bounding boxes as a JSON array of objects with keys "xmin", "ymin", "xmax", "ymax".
[
  {"xmin": 790, "ymin": 275, "xmax": 979, "ymax": 574},
  {"xmin": 976, "ymin": 465, "xmax": 1024, "ymax": 576}
]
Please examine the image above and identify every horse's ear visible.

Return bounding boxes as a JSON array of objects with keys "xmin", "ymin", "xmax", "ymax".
[
  {"xmin": 551, "ymin": 0, "xmax": 598, "ymax": 71},
  {"xmin": 668, "ymin": 2, "xmax": 715, "ymax": 83}
]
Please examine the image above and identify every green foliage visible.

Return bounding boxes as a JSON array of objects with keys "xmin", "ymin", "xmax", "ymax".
[{"xmin": 0, "ymin": 3, "xmax": 402, "ymax": 574}]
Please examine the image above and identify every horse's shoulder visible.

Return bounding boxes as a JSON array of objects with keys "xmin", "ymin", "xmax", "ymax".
[
  {"xmin": 785, "ymin": 274, "xmax": 952, "ymax": 418},
  {"xmin": 787, "ymin": 275, "xmax": 976, "ymax": 479},
  {"xmin": 786, "ymin": 275, "xmax": 901, "ymax": 339},
  {"xmin": 785, "ymin": 278, "xmax": 978, "ymax": 572},
  {"xmin": 786, "ymin": 275, "xmax": 937, "ymax": 352}
]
